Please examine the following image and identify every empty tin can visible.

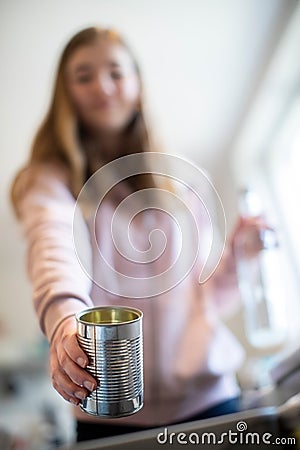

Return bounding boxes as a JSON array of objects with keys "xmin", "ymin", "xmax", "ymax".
[{"xmin": 76, "ymin": 306, "xmax": 143, "ymax": 418}]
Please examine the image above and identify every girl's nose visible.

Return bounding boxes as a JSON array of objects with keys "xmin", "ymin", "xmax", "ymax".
[{"xmin": 95, "ymin": 74, "xmax": 115, "ymax": 96}]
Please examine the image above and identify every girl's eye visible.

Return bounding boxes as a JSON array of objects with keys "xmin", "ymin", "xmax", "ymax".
[
  {"xmin": 76, "ymin": 74, "xmax": 93, "ymax": 84},
  {"xmin": 111, "ymin": 71, "xmax": 123, "ymax": 80}
]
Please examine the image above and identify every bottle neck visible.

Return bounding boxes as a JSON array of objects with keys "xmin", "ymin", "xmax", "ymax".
[{"xmin": 238, "ymin": 188, "xmax": 263, "ymax": 219}]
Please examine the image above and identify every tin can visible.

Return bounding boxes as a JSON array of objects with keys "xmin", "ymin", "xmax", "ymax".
[{"xmin": 76, "ymin": 306, "xmax": 143, "ymax": 418}]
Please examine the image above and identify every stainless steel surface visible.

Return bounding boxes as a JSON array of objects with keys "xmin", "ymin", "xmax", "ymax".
[{"xmin": 76, "ymin": 306, "xmax": 143, "ymax": 418}]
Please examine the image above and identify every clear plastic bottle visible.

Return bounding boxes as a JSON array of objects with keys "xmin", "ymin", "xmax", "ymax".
[{"xmin": 234, "ymin": 188, "xmax": 287, "ymax": 349}]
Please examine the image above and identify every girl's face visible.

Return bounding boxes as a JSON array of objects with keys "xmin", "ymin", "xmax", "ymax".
[{"xmin": 66, "ymin": 39, "xmax": 141, "ymax": 134}]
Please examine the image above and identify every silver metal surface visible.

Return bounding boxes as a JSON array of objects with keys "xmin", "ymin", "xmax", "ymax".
[{"xmin": 76, "ymin": 306, "xmax": 143, "ymax": 418}]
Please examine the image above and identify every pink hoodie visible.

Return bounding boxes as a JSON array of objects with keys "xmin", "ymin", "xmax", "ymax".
[{"xmin": 17, "ymin": 163, "xmax": 244, "ymax": 427}]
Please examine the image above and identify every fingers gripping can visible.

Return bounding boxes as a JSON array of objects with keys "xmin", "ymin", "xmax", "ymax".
[{"xmin": 76, "ymin": 306, "xmax": 143, "ymax": 418}]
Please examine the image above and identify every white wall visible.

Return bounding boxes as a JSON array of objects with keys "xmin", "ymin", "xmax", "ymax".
[{"xmin": 0, "ymin": 0, "xmax": 291, "ymax": 342}]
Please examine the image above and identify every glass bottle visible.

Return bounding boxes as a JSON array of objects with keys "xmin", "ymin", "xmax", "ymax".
[{"xmin": 234, "ymin": 188, "xmax": 287, "ymax": 349}]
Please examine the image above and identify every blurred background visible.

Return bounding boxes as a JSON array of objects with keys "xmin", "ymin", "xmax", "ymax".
[{"xmin": 1, "ymin": 0, "xmax": 300, "ymax": 448}]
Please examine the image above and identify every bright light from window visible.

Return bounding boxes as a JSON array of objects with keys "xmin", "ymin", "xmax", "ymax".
[{"xmin": 268, "ymin": 98, "xmax": 300, "ymax": 270}]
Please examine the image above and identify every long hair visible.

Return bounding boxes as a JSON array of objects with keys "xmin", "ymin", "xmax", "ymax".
[{"xmin": 11, "ymin": 27, "xmax": 156, "ymax": 216}]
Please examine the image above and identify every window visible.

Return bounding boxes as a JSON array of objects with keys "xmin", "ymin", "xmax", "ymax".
[{"xmin": 267, "ymin": 97, "xmax": 300, "ymax": 275}]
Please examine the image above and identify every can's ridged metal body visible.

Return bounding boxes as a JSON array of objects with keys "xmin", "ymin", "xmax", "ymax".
[{"xmin": 76, "ymin": 306, "xmax": 143, "ymax": 418}]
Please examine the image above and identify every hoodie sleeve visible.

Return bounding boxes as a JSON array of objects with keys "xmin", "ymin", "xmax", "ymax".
[{"xmin": 17, "ymin": 164, "xmax": 93, "ymax": 341}]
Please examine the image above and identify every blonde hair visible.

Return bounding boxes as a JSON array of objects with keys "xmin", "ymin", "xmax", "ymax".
[{"xmin": 11, "ymin": 27, "xmax": 155, "ymax": 216}]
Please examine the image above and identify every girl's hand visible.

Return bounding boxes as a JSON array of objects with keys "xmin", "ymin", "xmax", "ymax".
[{"xmin": 49, "ymin": 315, "xmax": 97, "ymax": 405}]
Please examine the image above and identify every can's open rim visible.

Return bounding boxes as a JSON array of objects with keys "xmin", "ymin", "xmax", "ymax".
[{"xmin": 76, "ymin": 306, "xmax": 143, "ymax": 326}]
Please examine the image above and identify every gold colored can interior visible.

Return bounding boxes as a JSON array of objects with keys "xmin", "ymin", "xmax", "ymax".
[{"xmin": 78, "ymin": 307, "xmax": 141, "ymax": 325}]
